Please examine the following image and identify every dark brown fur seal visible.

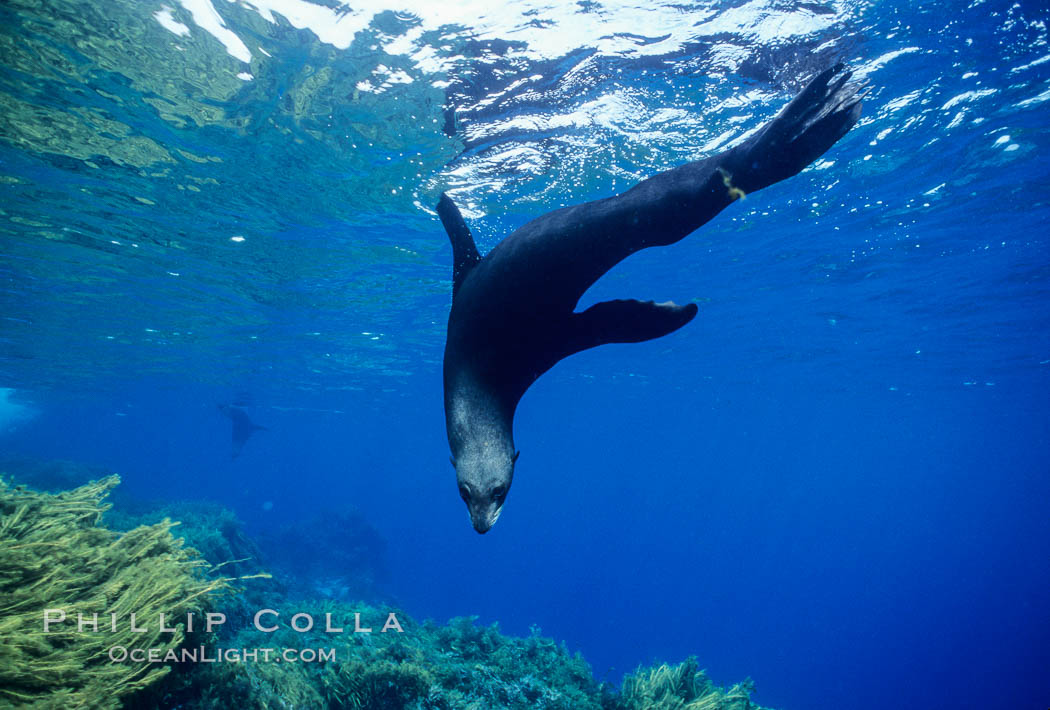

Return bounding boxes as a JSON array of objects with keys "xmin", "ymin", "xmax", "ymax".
[{"xmin": 440, "ymin": 64, "xmax": 864, "ymax": 533}]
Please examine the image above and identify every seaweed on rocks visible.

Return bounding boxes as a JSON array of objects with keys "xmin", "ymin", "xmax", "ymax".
[{"xmin": 0, "ymin": 475, "xmax": 232, "ymax": 709}]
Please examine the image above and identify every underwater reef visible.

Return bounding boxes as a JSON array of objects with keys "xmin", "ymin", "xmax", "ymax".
[
  {"xmin": 107, "ymin": 499, "xmax": 267, "ymax": 582},
  {"xmin": 108, "ymin": 497, "xmax": 388, "ymax": 605},
  {"xmin": 0, "ymin": 455, "xmax": 115, "ymax": 493},
  {"xmin": 254, "ymin": 509, "xmax": 388, "ymax": 603},
  {"xmin": 138, "ymin": 604, "xmax": 765, "ymax": 710},
  {"xmin": 0, "ymin": 474, "xmax": 232, "ymax": 709},
  {"xmin": 1, "ymin": 464, "xmax": 770, "ymax": 710}
]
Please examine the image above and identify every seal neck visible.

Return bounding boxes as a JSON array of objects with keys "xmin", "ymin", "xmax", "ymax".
[{"xmin": 445, "ymin": 371, "xmax": 516, "ymax": 460}]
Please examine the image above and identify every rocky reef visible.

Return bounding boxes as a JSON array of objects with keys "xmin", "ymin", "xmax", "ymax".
[
  {"xmin": 138, "ymin": 603, "xmax": 763, "ymax": 710},
  {"xmin": 254, "ymin": 509, "xmax": 388, "ymax": 603},
  {"xmin": 1, "ymin": 463, "xmax": 770, "ymax": 710}
]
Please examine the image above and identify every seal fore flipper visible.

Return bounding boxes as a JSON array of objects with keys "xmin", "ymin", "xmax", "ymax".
[
  {"xmin": 566, "ymin": 299, "xmax": 699, "ymax": 356},
  {"xmin": 437, "ymin": 193, "xmax": 481, "ymax": 297}
]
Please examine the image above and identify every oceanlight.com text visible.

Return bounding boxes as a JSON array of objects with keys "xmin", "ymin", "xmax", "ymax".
[{"xmin": 108, "ymin": 646, "xmax": 336, "ymax": 664}]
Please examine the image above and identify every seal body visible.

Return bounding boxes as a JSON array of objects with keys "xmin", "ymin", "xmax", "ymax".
[
  {"xmin": 441, "ymin": 64, "xmax": 865, "ymax": 533},
  {"xmin": 218, "ymin": 404, "xmax": 267, "ymax": 459}
]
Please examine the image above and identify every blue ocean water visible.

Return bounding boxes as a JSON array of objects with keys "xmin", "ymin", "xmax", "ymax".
[{"xmin": 2, "ymin": 0, "xmax": 1049, "ymax": 709}]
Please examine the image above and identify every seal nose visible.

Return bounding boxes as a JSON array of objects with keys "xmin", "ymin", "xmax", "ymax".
[{"xmin": 469, "ymin": 504, "xmax": 502, "ymax": 534}]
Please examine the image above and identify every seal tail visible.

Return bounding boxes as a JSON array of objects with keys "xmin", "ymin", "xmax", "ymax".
[{"xmin": 437, "ymin": 193, "xmax": 481, "ymax": 297}]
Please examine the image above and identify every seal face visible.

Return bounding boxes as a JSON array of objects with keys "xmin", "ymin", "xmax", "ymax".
[{"xmin": 440, "ymin": 64, "xmax": 865, "ymax": 533}]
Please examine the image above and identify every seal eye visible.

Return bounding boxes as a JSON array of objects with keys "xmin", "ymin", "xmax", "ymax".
[
  {"xmin": 458, "ymin": 485, "xmax": 470, "ymax": 502},
  {"xmin": 492, "ymin": 485, "xmax": 507, "ymax": 501}
]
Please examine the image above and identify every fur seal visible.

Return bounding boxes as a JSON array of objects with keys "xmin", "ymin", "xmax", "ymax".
[
  {"xmin": 218, "ymin": 404, "xmax": 267, "ymax": 459},
  {"xmin": 440, "ymin": 64, "xmax": 865, "ymax": 533}
]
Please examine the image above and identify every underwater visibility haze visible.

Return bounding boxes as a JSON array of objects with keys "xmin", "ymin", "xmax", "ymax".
[{"xmin": 1, "ymin": 0, "xmax": 1049, "ymax": 708}]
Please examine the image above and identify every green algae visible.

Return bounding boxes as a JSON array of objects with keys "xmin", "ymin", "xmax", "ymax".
[
  {"xmin": 106, "ymin": 500, "xmax": 268, "ymax": 583},
  {"xmin": 0, "ymin": 475, "xmax": 233, "ymax": 709},
  {"xmin": 617, "ymin": 657, "xmax": 760, "ymax": 710}
]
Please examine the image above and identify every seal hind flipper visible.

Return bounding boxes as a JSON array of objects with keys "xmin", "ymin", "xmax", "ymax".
[
  {"xmin": 734, "ymin": 62, "xmax": 866, "ymax": 193},
  {"xmin": 437, "ymin": 193, "xmax": 481, "ymax": 297},
  {"xmin": 566, "ymin": 299, "xmax": 699, "ymax": 356}
]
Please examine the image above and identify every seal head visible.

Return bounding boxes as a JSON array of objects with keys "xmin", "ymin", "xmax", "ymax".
[{"xmin": 453, "ymin": 449, "xmax": 518, "ymax": 533}]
